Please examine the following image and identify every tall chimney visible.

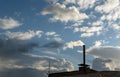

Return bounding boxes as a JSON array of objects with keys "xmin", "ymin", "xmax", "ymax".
[
  {"xmin": 83, "ymin": 45, "xmax": 86, "ymax": 66},
  {"xmin": 78, "ymin": 45, "xmax": 89, "ymax": 72}
]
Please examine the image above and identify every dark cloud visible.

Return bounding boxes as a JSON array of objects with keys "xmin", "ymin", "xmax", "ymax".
[
  {"xmin": 0, "ymin": 38, "xmax": 74, "ymax": 77},
  {"xmin": 41, "ymin": 41, "xmax": 62, "ymax": 48},
  {"xmin": 0, "ymin": 68, "xmax": 47, "ymax": 77},
  {"xmin": 18, "ymin": 43, "xmax": 38, "ymax": 52},
  {"xmin": 0, "ymin": 38, "xmax": 38, "ymax": 59},
  {"xmin": 0, "ymin": 55, "xmax": 74, "ymax": 77}
]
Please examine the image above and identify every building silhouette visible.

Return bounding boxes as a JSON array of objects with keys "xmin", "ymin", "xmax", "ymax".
[{"xmin": 48, "ymin": 45, "xmax": 120, "ymax": 77}]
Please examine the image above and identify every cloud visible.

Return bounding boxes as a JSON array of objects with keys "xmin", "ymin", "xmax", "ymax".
[
  {"xmin": 116, "ymin": 34, "xmax": 120, "ymax": 38},
  {"xmin": 111, "ymin": 24, "xmax": 120, "ymax": 30},
  {"xmin": 77, "ymin": 0, "xmax": 96, "ymax": 9},
  {"xmin": 92, "ymin": 20, "xmax": 103, "ymax": 26},
  {"xmin": 41, "ymin": 3, "xmax": 88, "ymax": 22},
  {"xmin": 94, "ymin": 41, "xmax": 102, "ymax": 47},
  {"xmin": 63, "ymin": 40, "xmax": 84, "ymax": 50},
  {"xmin": 0, "ymin": 55, "xmax": 74, "ymax": 77},
  {"xmin": 95, "ymin": 0, "xmax": 120, "ymax": 22},
  {"xmin": 0, "ymin": 68, "xmax": 46, "ymax": 77},
  {"xmin": 80, "ymin": 26, "xmax": 103, "ymax": 33},
  {"xmin": 90, "ymin": 40, "xmax": 108, "ymax": 48},
  {"xmin": 45, "ymin": 0, "xmax": 58, "ymax": 4},
  {"xmin": 88, "ymin": 46, "xmax": 120, "ymax": 59},
  {"xmin": 92, "ymin": 58, "xmax": 111, "ymax": 71},
  {"xmin": 30, "ymin": 55, "xmax": 74, "ymax": 72},
  {"xmin": 42, "ymin": 50, "xmax": 58, "ymax": 55},
  {"xmin": 45, "ymin": 31, "xmax": 57, "ymax": 36},
  {"xmin": 100, "ymin": 6, "xmax": 120, "ymax": 21},
  {"xmin": 0, "ymin": 38, "xmax": 38, "ymax": 59},
  {"xmin": 13, "ymin": 54, "xmax": 74, "ymax": 72},
  {"xmin": 63, "ymin": 0, "xmax": 96, "ymax": 9},
  {"xmin": 0, "ymin": 17, "xmax": 22, "ymax": 29},
  {"xmin": 42, "ymin": 0, "xmax": 120, "ymax": 39},
  {"xmin": 74, "ymin": 26, "xmax": 103, "ymax": 37},
  {"xmin": 6, "ymin": 30, "xmax": 43, "ymax": 40},
  {"xmin": 95, "ymin": 0, "xmax": 119, "ymax": 13},
  {"xmin": 81, "ymin": 32, "xmax": 94, "ymax": 38},
  {"xmin": 41, "ymin": 40, "xmax": 62, "ymax": 48},
  {"xmin": 45, "ymin": 31, "xmax": 62, "ymax": 42},
  {"xmin": 88, "ymin": 46, "xmax": 120, "ymax": 70},
  {"xmin": 63, "ymin": 0, "xmax": 76, "ymax": 4},
  {"xmin": 0, "ymin": 37, "xmax": 74, "ymax": 77}
]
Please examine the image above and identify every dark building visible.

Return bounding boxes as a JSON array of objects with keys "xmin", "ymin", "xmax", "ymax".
[{"xmin": 49, "ymin": 71, "xmax": 120, "ymax": 77}]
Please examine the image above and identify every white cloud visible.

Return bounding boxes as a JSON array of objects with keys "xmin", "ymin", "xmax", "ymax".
[
  {"xmin": 45, "ymin": 31, "xmax": 57, "ymax": 36},
  {"xmin": 72, "ymin": 21, "xmax": 83, "ymax": 27},
  {"xmin": 111, "ymin": 24, "xmax": 120, "ymax": 30},
  {"xmin": 80, "ymin": 26, "xmax": 103, "ymax": 33},
  {"xmin": 45, "ymin": 31, "xmax": 62, "ymax": 42},
  {"xmin": 82, "ymin": 26, "xmax": 103, "ymax": 37},
  {"xmin": 92, "ymin": 40, "xmax": 109, "ymax": 48},
  {"xmin": 81, "ymin": 32, "xmax": 94, "ymax": 37},
  {"xmin": 42, "ymin": 51, "xmax": 58, "ymax": 55},
  {"xmin": 53, "ymin": 37, "xmax": 62, "ymax": 42},
  {"xmin": 73, "ymin": 27, "xmax": 79, "ymax": 32},
  {"xmin": 0, "ymin": 17, "xmax": 22, "ymax": 30},
  {"xmin": 92, "ymin": 20, "xmax": 103, "ymax": 26},
  {"xmin": 63, "ymin": 0, "xmax": 96, "ymax": 9},
  {"xmin": 6, "ymin": 30, "xmax": 43, "ymax": 40},
  {"xmin": 95, "ymin": 0, "xmax": 120, "ymax": 36},
  {"xmin": 88, "ymin": 46, "xmax": 120, "ymax": 70},
  {"xmin": 74, "ymin": 26, "xmax": 103, "ymax": 37},
  {"xmin": 63, "ymin": 0, "xmax": 76, "ymax": 4},
  {"xmin": 95, "ymin": 0, "xmax": 119, "ymax": 13},
  {"xmin": 77, "ymin": 0, "xmax": 96, "ymax": 9},
  {"xmin": 63, "ymin": 40, "xmax": 84, "ymax": 50},
  {"xmin": 41, "ymin": 3, "xmax": 88, "ymax": 22},
  {"xmin": 94, "ymin": 41, "xmax": 102, "ymax": 47},
  {"xmin": 100, "ymin": 6, "xmax": 120, "ymax": 21}
]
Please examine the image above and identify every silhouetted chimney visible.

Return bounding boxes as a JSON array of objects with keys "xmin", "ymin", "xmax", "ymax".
[
  {"xmin": 78, "ymin": 45, "xmax": 89, "ymax": 73},
  {"xmin": 83, "ymin": 45, "xmax": 86, "ymax": 66}
]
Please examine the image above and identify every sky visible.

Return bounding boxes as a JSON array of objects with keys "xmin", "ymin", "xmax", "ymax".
[{"xmin": 0, "ymin": 0, "xmax": 120, "ymax": 77}]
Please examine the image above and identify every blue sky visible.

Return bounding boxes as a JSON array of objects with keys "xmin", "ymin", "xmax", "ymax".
[{"xmin": 1, "ymin": 0, "xmax": 120, "ymax": 77}]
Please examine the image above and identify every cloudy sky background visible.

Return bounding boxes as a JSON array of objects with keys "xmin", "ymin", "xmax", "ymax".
[{"xmin": 0, "ymin": 0, "xmax": 120, "ymax": 77}]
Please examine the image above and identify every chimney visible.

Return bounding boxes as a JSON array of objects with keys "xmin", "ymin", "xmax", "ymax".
[
  {"xmin": 78, "ymin": 45, "xmax": 89, "ymax": 73},
  {"xmin": 83, "ymin": 45, "xmax": 86, "ymax": 66}
]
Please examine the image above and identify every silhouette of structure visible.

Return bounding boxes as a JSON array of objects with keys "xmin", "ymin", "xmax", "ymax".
[
  {"xmin": 78, "ymin": 45, "xmax": 90, "ymax": 74},
  {"xmin": 48, "ymin": 45, "xmax": 97, "ymax": 77},
  {"xmin": 48, "ymin": 45, "xmax": 120, "ymax": 77}
]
